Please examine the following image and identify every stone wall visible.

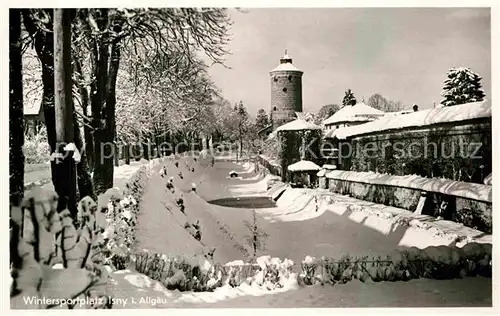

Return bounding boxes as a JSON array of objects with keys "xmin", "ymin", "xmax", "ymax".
[{"xmin": 326, "ymin": 173, "xmax": 492, "ymax": 234}]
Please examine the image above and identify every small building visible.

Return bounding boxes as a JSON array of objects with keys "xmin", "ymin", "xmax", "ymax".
[
  {"xmin": 287, "ymin": 160, "xmax": 321, "ymax": 188},
  {"xmin": 24, "ymin": 100, "xmax": 44, "ymax": 121},
  {"xmin": 322, "ymin": 102, "xmax": 384, "ymax": 131}
]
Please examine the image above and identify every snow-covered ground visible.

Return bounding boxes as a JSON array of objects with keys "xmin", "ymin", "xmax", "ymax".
[
  {"xmin": 24, "ymin": 159, "xmax": 153, "ymax": 193},
  {"xmin": 120, "ymin": 158, "xmax": 491, "ymax": 308}
]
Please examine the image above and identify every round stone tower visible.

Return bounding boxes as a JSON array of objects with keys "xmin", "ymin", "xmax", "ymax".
[{"xmin": 270, "ymin": 49, "xmax": 303, "ymax": 129}]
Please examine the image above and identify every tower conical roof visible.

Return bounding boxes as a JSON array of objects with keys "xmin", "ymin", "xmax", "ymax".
[{"xmin": 270, "ymin": 49, "xmax": 302, "ymax": 73}]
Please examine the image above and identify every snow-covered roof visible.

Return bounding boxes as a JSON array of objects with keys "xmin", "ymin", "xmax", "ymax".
[
  {"xmin": 383, "ymin": 110, "xmax": 413, "ymax": 116},
  {"xmin": 322, "ymin": 164, "xmax": 337, "ymax": 170},
  {"xmin": 271, "ymin": 62, "xmax": 302, "ymax": 72},
  {"xmin": 276, "ymin": 119, "xmax": 322, "ymax": 132},
  {"xmin": 333, "ymin": 100, "xmax": 491, "ymax": 140},
  {"xmin": 288, "ymin": 160, "xmax": 321, "ymax": 172},
  {"xmin": 323, "ymin": 102, "xmax": 384, "ymax": 126},
  {"xmin": 317, "ymin": 169, "xmax": 327, "ymax": 177},
  {"xmin": 326, "ymin": 170, "xmax": 492, "ymax": 203},
  {"xmin": 24, "ymin": 100, "xmax": 43, "ymax": 116}
]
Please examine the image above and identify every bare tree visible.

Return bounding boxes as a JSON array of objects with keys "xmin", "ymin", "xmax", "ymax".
[{"xmin": 367, "ymin": 93, "xmax": 405, "ymax": 112}]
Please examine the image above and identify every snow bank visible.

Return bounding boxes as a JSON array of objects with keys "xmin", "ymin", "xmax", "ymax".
[
  {"xmin": 265, "ymin": 185, "xmax": 491, "ymax": 247},
  {"xmin": 326, "ymin": 170, "xmax": 492, "ymax": 203},
  {"xmin": 333, "ymin": 100, "xmax": 491, "ymax": 140}
]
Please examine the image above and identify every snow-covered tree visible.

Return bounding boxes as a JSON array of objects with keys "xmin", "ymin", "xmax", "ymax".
[
  {"xmin": 342, "ymin": 89, "xmax": 357, "ymax": 106},
  {"xmin": 255, "ymin": 108, "xmax": 270, "ymax": 131},
  {"xmin": 440, "ymin": 67, "xmax": 486, "ymax": 106}
]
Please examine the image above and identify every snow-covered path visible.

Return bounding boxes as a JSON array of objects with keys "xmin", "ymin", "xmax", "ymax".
[{"xmin": 24, "ymin": 159, "xmax": 151, "ymax": 193}]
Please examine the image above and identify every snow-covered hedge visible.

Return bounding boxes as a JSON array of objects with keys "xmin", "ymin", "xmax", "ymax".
[
  {"xmin": 299, "ymin": 242, "xmax": 492, "ymax": 286},
  {"xmin": 98, "ymin": 159, "xmax": 161, "ymax": 269},
  {"xmin": 130, "ymin": 252, "xmax": 297, "ymax": 292},
  {"xmin": 128, "ymin": 241, "xmax": 492, "ymax": 296}
]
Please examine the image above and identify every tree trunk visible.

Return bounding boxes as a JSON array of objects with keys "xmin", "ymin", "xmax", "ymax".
[
  {"xmin": 95, "ymin": 29, "xmax": 121, "ymax": 194},
  {"xmin": 74, "ymin": 56, "xmax": 94, "ymax": 170},
  {"xmin": 124, "ymin": 143, "xmax": 130, "ymax": 165},
  {"xmin": 53, "ymin": 8, "xmax": 77, "ymax": 218},
  {"xmin": 90, "ymin": 9, "xmax": 113, "ymax": 196},
  {"xmin": 73, "ymin": 57, "xmax": 94, "ymax": 199},
  {"xmin": 9, "ymin": 9, "xmax": 24, "ymax": 208},
  {"xmin": 114, "ymin": 143, "xmax": 120, "ymax": 166},
  {"xmin": 73, "ymin": 112, "xmax": 94, "ymax": 200},
  {"xmin": 22, "ymin": 10, "xmax": 59, "ymax": 189},
  {"xmin": 143, "ymin": 137, "xmax": 150, "ymax": 160}
]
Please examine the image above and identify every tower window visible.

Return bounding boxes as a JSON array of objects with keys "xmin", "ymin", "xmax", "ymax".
[
  {"xmin": 274, "ymin": 76, "xmax": 278, "ymax": 82},
  {"xmin": 273, "ymin": 106, "xmax": 277, "ymax": 111},
  {"xmin": 282, "ymin": 87, "xmax": 287, "ymax": 92},
  {"xmin": 288, "ymin": 75, "xmax": 292, "ymax": 81}
]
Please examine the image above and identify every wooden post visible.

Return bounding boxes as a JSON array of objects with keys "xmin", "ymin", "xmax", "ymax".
[
  {"xmin": 53, "ymin": 8, "xmax": 77, "ymax": 218},
  {"xmin": 414, "ymin": 191, "xmax": 427, "ymax": 215}
]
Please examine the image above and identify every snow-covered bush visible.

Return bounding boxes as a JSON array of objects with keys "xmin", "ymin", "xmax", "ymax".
[
  {"xmin": 98, "ymin": 164, "xmax": 150, "ymax": 270},
  {"xmin": 132, "ymin": 252, "xmax": 220, "ymax": 292},
  {"xmin": 131, "ymin": 253, "xmax": 296, "ymax": 293},
  {"xmin": 23, "ymin": 132, "xmax": 51, "ymax": 164},
  {"xmin": 184, "ymin": 220, "xmax": 202, "ymax": 241},
  {"xmin": 10, "ymin": 189, "xmax": 112, "ymax": 309}
]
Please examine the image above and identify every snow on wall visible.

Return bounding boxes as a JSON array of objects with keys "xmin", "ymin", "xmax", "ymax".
[
  {"xmin": 325, "ymin": 170, "xmax": 492, "ymax": 203},
  {"xmin": 333, "ymin": 100, "xmax": 491, "ymax": 140}
]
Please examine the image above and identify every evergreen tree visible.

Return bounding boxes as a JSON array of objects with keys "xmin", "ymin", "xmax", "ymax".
[
  {"xmin": 234, "ymin": 101, "xmax": 250, "ymax": 159},
  {"xmin": 440, "ymin": 67, "xmax": 486, "ymax": 106},
  {"xmin": 255, "ymin": 108, "xmax": 269, "ymax": 131},
  {"xmin": 342, "ymin": 89, "xmax": 357, "ymax": 106}
]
